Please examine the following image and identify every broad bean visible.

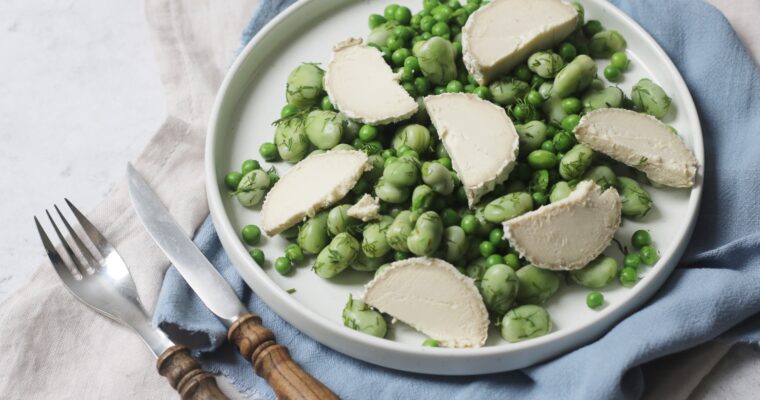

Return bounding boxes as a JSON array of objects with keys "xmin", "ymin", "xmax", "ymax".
[
  {"xmin": 421, "ymin": 162, "xmax": 454, "ymax": 195},
  {"xmin": 571, "ymin": 255, "xmax": 618, "ymax": 288},
  {"xmin": 375, "ymin": 177, "xmax": 411, "ymax": 203},
  {"xmin": 362, "ymin": 216, "xmax": 394, "ymax": 258},
  {"xmin": 297, "ymin": 212, "xmax": 330, "ymax": 254},
  {"xmin": 589, "ymin": 30, "xmax": 626, "ymax": 59},
  {"xmin": 411, "ymin": 184, "xmax": 435, "ymax": 211},
  {"xmin": 489, "ymin": 78, "xmax": 530, "ymax": 106},
  {"xmin": 383, "ymin": 156, "xmax": 420, "ymax": 187},
  {"xmin": 559, "ymin": 144, "xmax": 594, "ymax": 180},
  {"xmin": 235, "ymin": 169, "xmax": 270, "ymax": 207},
  {"xmin": 386, "ymin": 210, "xmax": 415, "ymax": 252},
  {"xmin": 442, "ymin": 225, "xmax": 469, "ymax": 263},
  {"xmin": 631, "ymin": 78, "xmax": 672, "ymax": 119},
  {"xmin": 413, "ymin": 37, "xmax": 457, "ymax": 85},
  {"xmin": 500, "ymin": 305, "xmax": 552, "ymax": 342},
  {"xmin": 342, "ymin": 295, "xmax": 387, "ymax": 338},
  {"xmin": 313, "ymin": 232, "xmax": 360, "ymax": 278},
  {"xmin": 515, "ymin": 121, "xmax": 548, "ymax": 154},
  {"xmin": 406, "ymin": 211, "xmax": 444, "ymax": 256},
  {"xmin": 483, "ymin": 192, "xmax": 533, "ymax": 223},
  {"xmin": 516, "ymin": 265, "xmax": 560, "ymax": 305},
  {"xmin": 552, "ymin": 55, "xmax": 597, "ymax": 98},
  {"xmin": 617, "ymin": 176, "xmax": 653, "ymax": 218},
  {"xmin": 285, "ymin": 63, "xmax": 324, "ymax": 109},
  {"xmin": 305, "ymin": 110, "xmax": 343, "ymax": 149},
  {"xmin": 583, "ymin": 166, "xmax": 616, "ymax": 190},
  {"xmin": 392, "ymin": 124, "xmax": 432, "ymax": 154},
  {"xmin": 327, "ymin": 204, "xmax": 361, "ymax": 236},
  {"xmin": 542, "ymin": 95, "xmax": 568, "ymax": 126},
  {"xmin": 274, "ymin": 116, "xmax": 309, "ymax": 163},
  {"xmin": 582, "ymin": 86, "xmax": 624, "ymax": 112},
  {"xmin": 549, "ymin": 181, "xmax": 573, "ymax": 203},
  {"xmin": 480, "ymin": 264, "xmax": 519, "ymax": 316},
  {"xmin": 528, "ymin": 51, "xmax": 566, "ymax": 78}
]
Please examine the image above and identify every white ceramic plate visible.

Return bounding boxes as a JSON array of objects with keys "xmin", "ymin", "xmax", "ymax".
[{"xmin": 206, "ymin": 0, "xmax": 704, "ymax": 375}]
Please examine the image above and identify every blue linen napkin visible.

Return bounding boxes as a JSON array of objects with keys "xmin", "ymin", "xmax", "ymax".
[{"xmin": 154, "ymin": 0, "xmax": 760, "ymax": 398}]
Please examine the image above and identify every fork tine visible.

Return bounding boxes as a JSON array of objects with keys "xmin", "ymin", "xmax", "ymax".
[
  {"xmin": 54, "ymin": 204, "xmax": 100, "ymax": 271},
  {"xmin": 46, "ymin": 209, "xmax": 88, "ymax": 276},
  {"xmin": 65, "ymin": 198, "xmax": 114, "ymax": 258},
  {"xmin": 35, "ymin": 216, "xmax": 77, "ymax": 284}
]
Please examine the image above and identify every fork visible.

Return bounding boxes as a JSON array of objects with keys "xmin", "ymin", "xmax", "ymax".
[{"xmin": 35, "ymin": 199, "xmax": 228, "ymax": 400}]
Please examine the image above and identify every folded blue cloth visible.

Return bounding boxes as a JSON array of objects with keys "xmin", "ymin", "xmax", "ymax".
[{"xmin": 154, "ymin": 0, "xmax": 760, "ymax": 398}]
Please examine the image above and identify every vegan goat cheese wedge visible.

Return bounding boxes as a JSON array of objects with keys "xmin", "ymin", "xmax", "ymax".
[
  {"xmin": 363, "ymin": 257, "xmax": 489, "ymax": 348},
  {"xmin": 347, "ymin": 194, "xmax": 381, "ymax": 222},
  {"xmin": 261, "ymin": 150, "xmax": 369, "ymax": 235},
  {"xmin": 462, "ymin": 0, "xmax": 578, "ymax": 85},
  {"xmin": 324, "ymin": 38, "xmax": 418, "ymax": 125},
  {"xmin": 504, "ymin": 181, "xmax": 621, "ymax": 270},
  {"xmin": 424, "ymin": 93, "xmax": 519, "ymax": 207},
  {"xmin": 574, "ymin": 108, "xmax": 698, "ymax": 188}
]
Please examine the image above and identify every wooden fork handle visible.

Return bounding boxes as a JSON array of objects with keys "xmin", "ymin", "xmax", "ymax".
[
  {"xmin": 228, "ymin": 313, "xmax": 338, "ymax": 400},
  {"xmin": 157, "ymin": 345, "xmax": 229, "ymax": 400}
]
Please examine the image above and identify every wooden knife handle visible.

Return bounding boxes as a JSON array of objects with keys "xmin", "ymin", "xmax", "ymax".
[
  {"xmin": 157, "ymin": 345, "xmax": 229, "ymax": 400},
  {"xmin": 228, "ymin": 313, "xmax": 338, "ymax": 400}
]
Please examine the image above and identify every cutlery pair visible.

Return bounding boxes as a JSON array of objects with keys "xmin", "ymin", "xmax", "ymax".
[{"xmin": 35, "ymin": 165, "xmax": 336, "ymax": 399}]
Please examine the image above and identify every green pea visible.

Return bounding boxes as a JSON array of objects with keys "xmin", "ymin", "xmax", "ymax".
[
  {"xmin": 589, "ymin": 31, "xmax": 627, "ymax": 59},
  {"xmin": 259, "ymin": 142, "xmax": 278, "ymax": 162},
  {"xmin": 368, "ymin": 21, "xmax": 397, "ymax": 47},
  {"xmin": 241, "ymin": 224, "xmax": 262, "ymax": 246},
  {"xmin": 297, "ymin": 212, "xmax": 330, "ymax": 255},
  {"xmin": 540, "ymin": 140, "xmax": 556, "ymax": 153},
  {"xmin": 558, "ymin": 42, "xmax": 577, "ymax": 61},
  {"xmin": 500, "ymin": 304, "xmax": 552, "ymax": 342},
  {"xmin": 604, "ymin": 65, "xmax": 621, "ymax": 81},
  {"xmin": 392, "ymin": 124, "xmax": 431, "ymax": 154},
  {"xmin": 584, "ymin": 20, "xmax": 604, "ymax": 37},
  {"xmin": 225, "ymin": 171, "xmax": 243, "ymax": 190},
  {"xmin": 552, "ymin": 55, "xmax": 597, "ymax": 98},
  {"xmin": 547, "ymin": 182, "xmax": 571, "ymax": 203},
  {"xmin": 617, "ymin": 177, "xmax": 653, "ymax": 218},
  {"xmin": 234, "ymin": 170, "xmax": 271, "ymax": 207},
  {"xmin": 483, "ymin": 192, "xmax": 533, "ymax": 223},
  {"xmin": 362, "ymin": 216, "xmax": 394, "ymax": 258},
  {"xmin": 368, "ymin": 14, "xmax": 387, "ymax": 29},
  {"xmin": 504, "ymin": 253, "xmax": 520, "ymax": 269},
  {"xmin": 374, "ymin": 263, "xmax": 392, "ymax": 277},
  {"xmin": 386, "ymin": 210, "xmax": 415, "ymax": 252},
  {"xmin": 274, "ymin": 257, "xmax": 293, "ymax": 275},
  {"xmin": 407, "ymin": 211, "xmax": 444, "ymax": 256},
  {"xmin": 532, "ymin": 191, "xmax": 548, "ymax": 206},
  {"xmin": 489, "ymin": 228, "xmax": 507, "ymax": 247},
  {"xmin": 610, "ymin": 51, "xmax": 629, "ymax": 70},
  {"xmin": 249, "ymin": 248, "xmax": 265, "ymax": 266},
  {"xmin": 479, "ymin": 241, "xmax": 495, "ymax": 257},
  {"xmin": 394, "ymin": 5, "xmax": 412, "ymax": 24},
  {"xmin": 240, "ymin": 159, "xmax": 260, "ymax": 175},
  {"xmin": 445, "ymin": 80, "xmax": 464, "ymax": 93},
  {"xmin": 571, "ymin": 256, "xmax": 618, "ymax": 288},
  {"xmin": 422, "ymin": 338, "xmax": 439, "ymax": 347},
  {"xmin": 314, "ymin": 232, "xmax": 360, "ymax": 279},
  {"xmin": 631, "ymin": 78, "xmax": 672, "ymax": 119},
  {"xmin": 552, "ymin": 132, "xmax": 574, "ymax": 152},
  {"xmin": 280, "ymin": 224, "xmax": 300, "ymax": 240},
  {"xmin": 561, "ymin": 114, "xmax": 581, "ymax": 132},
  {"xmin": 582, "ymin": 86, "xmax": 624, "ymax": 112},
  {"xmin": 515, "ymin": 120, "xmax": 548, "ymax": 155},
  {"xmin": 485, "ymin": 254, "xmax": 503, "ymax": 267},
  {"xmin": 413, "ymin": 37, "xmax": 457, "ymax": 85},
  {"xmin": 586, "ymin": 292, "xmax": 604, "ymax": 309},
  {"xmin": 516, "ymin": 265, "xmax": 560, "ymax": 305},
  {"xmin": 527, "ymin": 150, "xmax": 559, "ymax": 170},
  {"xmin": 559, "ymin": 144, "xmax": 594, "ymax": 180},
  {"xmin": 528, "ymin": 51, "xmax": 566, "ymax": 78},
  {"xmin": 319, "ymin": 96, "xmax": 334, "ymax": 111},
  {"xmin": 460, "ymin": 214, "xmax": 479, "ymax": 235},
  {"xmin": 432, "ymin": 4, "xmax": 453, "ymax": 22},
  {"xmin": 285, "ymin": 63, "xmax": 324, "ymax": 109},
  {"xmin": 561, "ymin": 97, "xmax": 582, "ymax": 114},
  {"xmin": 342, "ymin": 295, "xmax": 387, "ymax": 338},
  {"xmin": 480, "ymin": 264, "xmax": 519, "ymax": 315},
  {"xmin": 583, "ymin": 166, "xmax": 617, "ymax": 190},
  {"xmin": 640, "ymin": 245, "xmax": 659, "ymax": 265},
  {"xmin": 624, "ymin": 252, "xmax": 641, "ymax": 269},
  {"xmin": 274, "ymin": 116, "xmax": 309, "ymax": 163},
  {"xmin": 527, "ymin": 90, "xmax": 544, "ymax": 106},
  {"xmin": 632, "ymin": 230, "xmax": 652, "ymax": 248},
  {"xmin": 442, "ymin": 225, "xmax": 469, "ymax": 263},
  {"xmin": 285, "ymin": 244, "xmax": 305, "ymax": 263},
  {"xmin": 620, "ymin": 266, "xmax": 638, "ymax": 287},
  {"xmin": 327, "ymin": 204, "xmax": 361, "ymax": 236},
  {"xmin": 489, "ymin": 78, "xmax": 530, "ymax": 106}
]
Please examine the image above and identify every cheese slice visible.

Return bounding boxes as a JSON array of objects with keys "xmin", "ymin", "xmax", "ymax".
[
  {"xmin": 363, "ymin": 257, "xmax": 489, "ymax": 348},
  {"xmin": 261, "ymin": 150, "xmax": 369, "ymax": 235},
  {"xmin": 347, "ymin": 194, "xmax": 381, "ymax": 222},
  {"xmin": 424, "ymin": 93, "xmax": 519, "ymax": 207},
  {"xmin": 462, "ymin": 0, "xmax": 578, "ymax": 85},
  {"xmin": 574, "ymin": 108, "xmax": 698, "ymax": 188},
  {"xmin": 325, "ymin": 38, "xmax": 418, "ymax": 125},
  {"xmin": 504, "ymin": 181, "xmax": 621, "ymax": 270}
]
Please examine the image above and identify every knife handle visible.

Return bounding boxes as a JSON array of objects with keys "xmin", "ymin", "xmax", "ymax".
[
  {"xmin": 228, "ymin": 313, "xmax": 338, "ymax": 400},
  {"xmin": 157, "ymin": 345, "xmax": 229, "ymax": 400}
]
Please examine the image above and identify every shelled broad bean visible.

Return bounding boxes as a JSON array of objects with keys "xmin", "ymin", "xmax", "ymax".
[{"xmin": 224, "ymin": 0, "xmax": 676, "ymax": 344}]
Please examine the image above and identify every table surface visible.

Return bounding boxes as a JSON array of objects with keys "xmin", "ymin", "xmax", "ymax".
[{"xmin": 0, "ymin": 0, "xmax": 757, "ymax": 398}]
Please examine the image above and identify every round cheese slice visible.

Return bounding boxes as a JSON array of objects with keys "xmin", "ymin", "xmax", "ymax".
[
  {"xmin": 362, "ymin": 257, "xmax": 489, "ymax": 348},
  {"xmin": 503, "ymin": 181, "xmax": 622, "ymax": 270},
  {"xmin": 261, "ymin": 150, "xmax": 369, "ymax": 236}
]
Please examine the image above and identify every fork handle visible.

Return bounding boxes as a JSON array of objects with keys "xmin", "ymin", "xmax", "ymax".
[
  {"xmin": 228, "ymin": 313, "xmax": 338, "ymax": 400},
  {"xmin": 157, "ymin": 345, "xmax": 229, "ymax": 400}
]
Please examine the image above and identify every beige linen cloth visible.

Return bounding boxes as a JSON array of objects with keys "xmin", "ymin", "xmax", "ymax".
[{"xmin": 0, "ymin": 0, "xmax": 758, "ymax": 399}]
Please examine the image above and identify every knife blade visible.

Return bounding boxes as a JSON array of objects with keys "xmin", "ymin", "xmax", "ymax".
[
  {"xmin": 126, "ymin": 163, "xmax": 247, "ymax": 326},
  {"xmin": 126, "ymin": 163, "xmax": 338, "ymax": 400}
]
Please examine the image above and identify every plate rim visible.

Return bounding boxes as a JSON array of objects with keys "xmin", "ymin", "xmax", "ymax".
[{"xmin": 205, "ymin": 0, "xmax": 705, "ymax": 374}]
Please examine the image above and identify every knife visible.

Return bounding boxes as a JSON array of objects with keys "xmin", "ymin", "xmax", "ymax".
[{"xmin": 127, "ymin": 163, "xmax": 337, "ymax": 400}]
